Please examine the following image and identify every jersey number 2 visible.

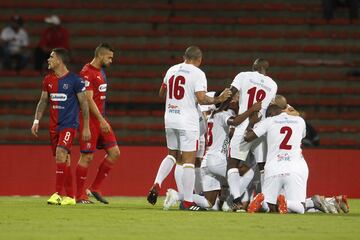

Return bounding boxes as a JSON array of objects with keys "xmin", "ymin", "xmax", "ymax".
[
  {"xmin": 169, "ymin": 75, "xmax": 185, "ymax": 100},
  {"xmin": 280, "ymin": 126, "xmax": 292, "ymax": 150}
]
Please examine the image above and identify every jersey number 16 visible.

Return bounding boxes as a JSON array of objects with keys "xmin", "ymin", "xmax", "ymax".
[{"xmin": 168, "ymin": 75, "xmax": 185, "ymax": 100}]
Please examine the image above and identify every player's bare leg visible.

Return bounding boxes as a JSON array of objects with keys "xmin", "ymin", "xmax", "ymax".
[
  {"xmin": 147, "ymin": 149, "xmax": 178, "ymax": 205},
  {"xmin": 89, "ymin": 145, "xmax": 120, "ymax": 204}
]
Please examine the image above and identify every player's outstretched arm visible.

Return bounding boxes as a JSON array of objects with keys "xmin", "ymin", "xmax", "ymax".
[
  {"xmin": 196, "ymin": 88, "xmax": 232, "ymax": 105},
  {"xmin": 86, "ymin": 90, "xmax": 110, "ymax": 133},
  {"xmin": 77, "ymin": 91, "xmax": 91, "ymax": 141},
  {"xmin": 31, "ymin": 91, "xmax": 48, "ymax": 137},
  {"xmin": 228, "ymin": 101, "xmax": 262, "ymax": 127}
]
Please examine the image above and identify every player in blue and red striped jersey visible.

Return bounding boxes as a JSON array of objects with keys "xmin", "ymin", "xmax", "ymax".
[
  {"xmin": 31, "ymin": 48, "xmax": 91, "ymax": 205},
  {"xmin": 75, "ymin": 43, "xmax": 120, "ymax": 204}
]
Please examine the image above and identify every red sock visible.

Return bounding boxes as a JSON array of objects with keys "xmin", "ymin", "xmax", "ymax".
[
  {"xmin": 90, "ymin": 159, "xmax": 114, "ymax": 192},
  {"xmin": 64, "ymin": 165, "xmax": 74, "ymax": 198},
  {"xmin": 55, "ymin": 162, "xmax": 67, "ymax": 194},
  {"xmin": 76, "ymin": 164, "xmax": 89, "ymax": 200}
]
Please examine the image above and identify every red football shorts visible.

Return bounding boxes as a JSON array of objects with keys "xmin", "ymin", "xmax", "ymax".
[
  {"xmin": 49, "ymin": 128, "xmax": 76, "ymax": 156},
  {"xmin": 79, "ymin": 120, "xmax": 118, "ymax": 153}
]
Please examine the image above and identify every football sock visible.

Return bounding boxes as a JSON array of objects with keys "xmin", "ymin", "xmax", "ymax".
[
  {"xmin": 90, "ymin": 158, "xmax": 114, "ymax": 191},
  {"xmin": 227, "ymin": 168, "xmax": 241, "ymax": 199},
  {"xmin": 305, "ymin": 198, "xmax": 315, "ymax": 209},
  {"xmin": 182, "ymin": 163, "xmax": 195, "ymax": 202},
  {"xmin": 55, "ymin": 162, "xmax": 67, "ymax": 194},
  {"xmin": 194, "ymin": 167, "xmax": 202, "ymax": 194},
  {"xmin": 174, "ymin": 164, "xmax": 184, "ymax": 194},
  {"xmin": 76, "ymin": 164, "xmax": 88, "ymax": 199},
  {"xmin": 193, "ymin": 194, "xmax": 211, "ymax": 208},
  {"xmin": 238, "ymin": 168, "xmax": 254, "ymax": 197},
  {"xmin": 262, "ymin": 201, "xmax": 270, "ymax": 212},
  {"xmin": 154, "ymin": 155, "xmax": 176, "ymax": 187},
  {"xmin": 287, "ymin": 201, "xmax": 305, "ymax": 214},
  {"xmin": 64, "ymin": 165, "xmax": 74, "ymax": 198}
]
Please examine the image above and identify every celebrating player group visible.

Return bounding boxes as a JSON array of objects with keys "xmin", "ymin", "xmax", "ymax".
[
  {"xmin": 147, "ymin": 45, "xmax": 349, "ymax": 214},
  {"xmin": 30, "ymin": 43, "xmax": 349, "ymax": 213}
]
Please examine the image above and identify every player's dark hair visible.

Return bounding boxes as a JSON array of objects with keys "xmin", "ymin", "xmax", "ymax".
[
  {"xmin": 266, "ymin": 104, "xmax": 282, "ymax": 117},
  {"xmin": 183, "ymin": 46, "xmax": 202, "ymax": 61},
  {"xmin": 214, "ymin": 90, "xmax": 222, "ymax": 109},
  {"xmin": 95, "ymin": 43, "xmax": 114, "ymax": 57},
  {"xmin": 52, "ymin": 48, "xmax": 70, "ymax": 66},
  {"xmin": 252, "ymin": 58, "xmax": 269, "ymax": 72}
]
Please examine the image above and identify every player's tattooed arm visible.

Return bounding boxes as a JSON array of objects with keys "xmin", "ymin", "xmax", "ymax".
[
  {"xmin": 31, "ymin": 91, "xmax": 48, "ymax": 137},
  {"xmin": 77, "ymin": 91, "xmax": 91, "ymax": 141},
  {"xmin": 196, "ymin": 88, "xmax": 232, "ymax": 105},
  {"xmin": 228, "ymin": 101, "xmax": 262, "ymax": 127},
  {"xmin": 244, "ymin": 129, "xmax": 258, "ymax": 142}
]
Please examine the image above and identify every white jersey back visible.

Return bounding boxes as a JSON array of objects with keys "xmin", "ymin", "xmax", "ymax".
[
  {"xmin": 231, "ymin": 71, "xmax": 277, "ymax": 134},
  {"xmin": 252, "ymin": 113, "xmax": 306, "ymax": 177},
  {"xmin": 206, "ymin": 110, "xmax": 234, "ymax": 155},
  {"xmin": 163, "ymin": 63, "xmax": 207, "ymax": 131}
]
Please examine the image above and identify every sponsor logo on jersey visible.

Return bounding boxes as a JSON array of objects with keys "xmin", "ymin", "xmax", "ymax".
[
  {"xmin": 52, "ymin": 105, "xmax": 65, "ymax": 109},
  {"xmin": 277, "ymin": 153, "xmax": 290, "ymax": 161},
  {"xmin": 98, "ymin": 84, "xmax": 107, "ymax": 92},
  {"xmin": 63, "ymin": 84, "xmax": 69, "ymax": 90},
  {"xmin": 50, "ymin": 93, "xmax": 67, "ymax": 102},
  {"xmin": 168, "ymin": 104, "xmax": 178, "ymax": 109}
]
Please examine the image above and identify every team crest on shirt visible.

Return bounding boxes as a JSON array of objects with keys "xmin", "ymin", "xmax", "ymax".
[{"xmin": 63, "ymin": 84, "xmax": 69, "ymax": 90}]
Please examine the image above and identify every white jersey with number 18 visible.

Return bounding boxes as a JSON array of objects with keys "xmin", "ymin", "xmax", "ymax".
[
  {"xmin": 231, "ymin": 71, "xmax": 277, "ymax": 135},
  {"xmin": 163, "ymin": 63, "xmax": 207, "ymax": 131}
]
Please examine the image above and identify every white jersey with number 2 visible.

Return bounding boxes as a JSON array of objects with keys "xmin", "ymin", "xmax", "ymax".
[
  {"xmin": 163, "ymin": 63, "xmax": 207, "ymax": 131},
  {"xmin": 252, "ymin": 112, "xmax": 306, "ymax": 178}
]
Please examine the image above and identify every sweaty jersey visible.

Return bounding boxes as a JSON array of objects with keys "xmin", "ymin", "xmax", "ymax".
[
  {"xmin": 252, "ymin": 112, "xmax": 306, "ymax": 177},
  {"xmin": 80, "ymin": 63, "xmax": 108, "ymax": 121},
  {"xmin": 206, "ymin": 110, "xmax": 235, "ymax": 155},
  {"xmin": 42, "ymin": 72, "xmax": 85, "ymax": 131},
  {"xmin": 163, "ymin": 63, "xmax": 207, "ymax": 131},
  {"xmin": 231, "ymin": 71, "xmax": 277, "ymax": 135}
]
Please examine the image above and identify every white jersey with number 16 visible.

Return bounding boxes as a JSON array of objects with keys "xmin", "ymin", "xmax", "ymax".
[{"xmin": 163, "ymin": 63, "xmax": 207, "ymax": 131}]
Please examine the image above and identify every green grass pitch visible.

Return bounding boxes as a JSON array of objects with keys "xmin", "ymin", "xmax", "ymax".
[{"xmin": 0, "ymin": 197, "xmax": 359, "ymax": 240}]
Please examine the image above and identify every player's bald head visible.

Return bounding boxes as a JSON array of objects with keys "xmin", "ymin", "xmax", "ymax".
[
  {"xmin": 183, "ymin": 46, "xmax": 202, "ymax": 61},
  {"xmin": 252, "ymin": 58, "xmax": 269, "ymax": 74},
  {"xmin": 266, "ymin": 104, "xmax": 282, "ymax": 117},
  {"xmin": 273, "ymin": 94, "xmax": 288, "ymax": 110},
  {"xmin": 95, "ymin": 43, "xmax": 114, "ymax": 57}
]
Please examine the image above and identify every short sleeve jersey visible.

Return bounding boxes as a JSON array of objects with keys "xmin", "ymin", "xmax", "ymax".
[
  {"xmin": 206, "ymin": 110, "xmax": 235, "ymax": 155},
  {"xmin": 252, "ymin": 113, "xmax": 306, "ymax": 177},
  {"xmin": 163, "ymin": 63, "xmax": 207, "ymax": 131},
  {"xmin": 231, "ymin": 71, "xmax": 278, "ymax": 134},
  {"xmin": 80, "ymin": 63, "xmax": 107, "ymax": 121},
  {"xmin": 42, "ymin": 72, "xmax": 85, "ymax": 131}
]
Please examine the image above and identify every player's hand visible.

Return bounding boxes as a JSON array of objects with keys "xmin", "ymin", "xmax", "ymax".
[
  {"xmin": 100, "ymin": 119, "xmax": 111, "ymax": 133},
  {"xmin": 218, "ymin": 88, "xmax": 232, "ymax": 102},
  {"xmin": 82, "ymin": 127, "xmax": 91, "ymax": 142},
  {"xmin": 249, "ymin": 112, "xmax": 261, "ymax": 125},
  {"xmin": 251, "ymin": 101, "xmax": 262, "ymax": 112},
  {"xmin": 31, "ymin": 123, "xmax": 39, "ymax": 137}
]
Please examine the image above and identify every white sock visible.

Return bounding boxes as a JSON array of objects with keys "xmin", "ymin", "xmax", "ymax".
[
  {"xmin": 193, "ymin": 194, "xmax": 211, "ymax": 208},
  {"xmin": 238, "ymin": 169, "xmax": 254, "ymax": 197},
  {"xmin": 182, "ymin": 163, "xmax": 195, "ymax": 202},
  {"xmin": 227, "ymin": 168, "xmax": 241, "ymax": 199},
  {"xmin": 242, "ymin": 189, "xmax": 249, "ymax": 202},
  {"xmin": 154, "ymin": 155, "xmax": 176, "ymax": 187},
  {"xmin": 260, "ymin": 170, "xmax": 265, "ymax": 188},
  {"xmin": 194, "ymin": 167, "xmax": 203, "ymax": 194},
  {"xmin": 262, "ymin": 201, "xmax": 270, "ymax": 212},
  {"xmin": 287, "ymin": 200, "xmax": 305, "ymax": 214},
  {"xmin": 305, "ymin": 198, "xmax": 315, "ymax": 209},
  {"xmin": 174, "ymin": 164, "xmax": 184, "ymax": 194},
  {"xmin": 212, "ymin": 197, "xmax": 220, "ymax": 211},
  {"xmin": 306, "ymin": 208, "xmax": 320, "ymax": 213}
]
